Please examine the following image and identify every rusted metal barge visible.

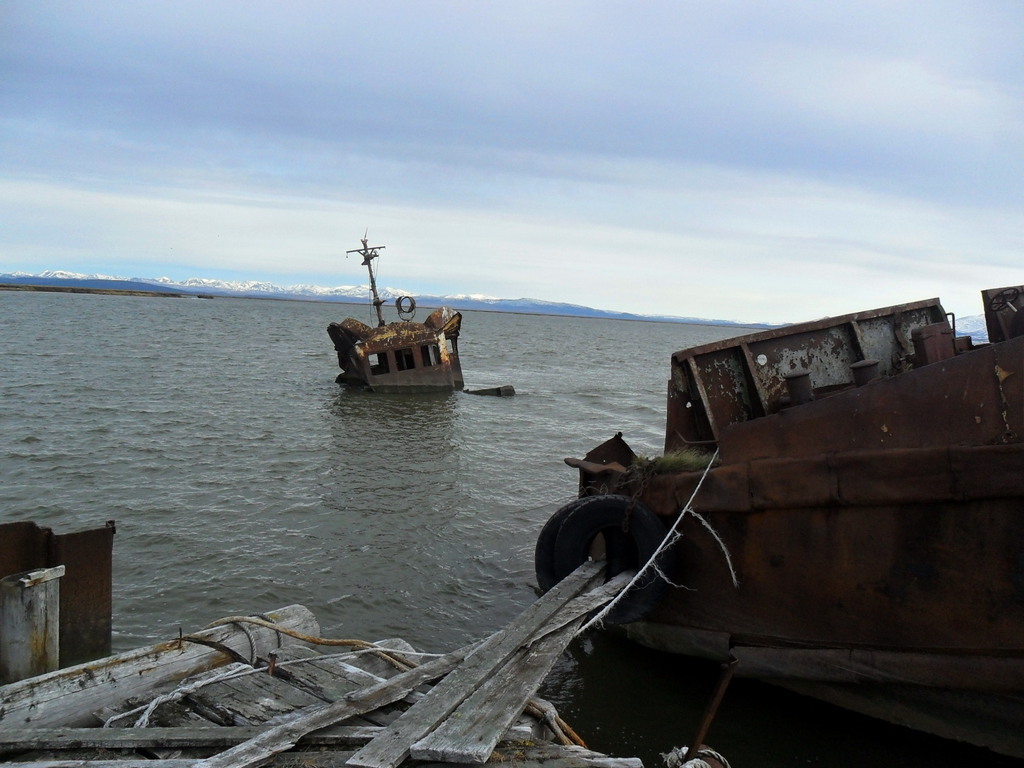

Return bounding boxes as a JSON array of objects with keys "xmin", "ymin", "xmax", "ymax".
[
  {"xmin": 327, "ymin": 237, "xmax": 464, "ymax": 392},
  {"xmin": 536, "ymin": 285, "xmax": 1024, "ymax": 757}
]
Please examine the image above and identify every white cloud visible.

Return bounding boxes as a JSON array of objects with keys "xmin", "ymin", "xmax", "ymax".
[
  {"xmin": 3, "ymin": 146, "xmax": 1018, "ymax": 325},
  {"xmin": 756, "ymin": 48, "xmax": 1018, "ymax": 143},
  {"xmin": 1, "ymin": 1, "xmax": 1022, "ymax": 324}
]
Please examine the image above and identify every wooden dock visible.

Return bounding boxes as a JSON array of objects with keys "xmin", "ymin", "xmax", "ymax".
[{"xmin": 0, "ymin": 563, "xmax": 647, "ymax": 768}]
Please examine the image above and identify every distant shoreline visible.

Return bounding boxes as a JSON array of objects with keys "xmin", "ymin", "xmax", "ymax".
[
  {"xmin": 1, "ymin": 281, "xmax": 765, "ymax": 329},
  {"xmin": 0, "ymin": 283, "xmax": 189, "ymax": 298}
]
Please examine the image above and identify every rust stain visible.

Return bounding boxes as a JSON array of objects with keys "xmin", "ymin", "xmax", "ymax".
[
  {"xmin": 1, "ymin": 524, "xmax": 113, "ymax": 669},
  {"xmin": 543, "ymin": 283, "xmax": 1024, "ymax": 755}
]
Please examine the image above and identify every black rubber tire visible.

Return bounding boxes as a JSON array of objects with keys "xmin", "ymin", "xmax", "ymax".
[
  {"xmin": 550, "ymin": 494, "xmax": 673, "ymax": 624},
  {"xmin": 534, "ymin": 498, "xmax": 589, "ymax": 593},
  {"xmin": 535, "ymin": 496, "xmax": 635, "ymax": 593}
]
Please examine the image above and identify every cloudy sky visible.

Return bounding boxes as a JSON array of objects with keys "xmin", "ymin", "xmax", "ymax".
[{"xmin": 2, "ymin": 2, "xmax": 1021, "ymax": 323}]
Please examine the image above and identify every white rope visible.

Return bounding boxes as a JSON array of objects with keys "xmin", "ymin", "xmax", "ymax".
[
  {"xmin": 662, "ymin": 745, "xmax": 731, "ymax": 768},
  {"xmin": 104, "ymin": 663, "xmax": 254, "ymax": 728},
  {"xmin": 577, "ymin": 448, "xmax": 735, "ymax": 634},
  {"xmin": 685, "ymin": 509, "xmax": 739, "ymax": 588},
  {"xmin": 102, "ymin": 641, "xmax": 436, "ymax": 729}
]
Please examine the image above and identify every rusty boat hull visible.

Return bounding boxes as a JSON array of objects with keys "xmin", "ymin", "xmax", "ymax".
[
  {"xmin": 328, "ymin": 306, "xmax": 464, "ymax": 392},
  {"xmin": 536, "ymin": 286, "xmax": 1024, "ymax": 756}
]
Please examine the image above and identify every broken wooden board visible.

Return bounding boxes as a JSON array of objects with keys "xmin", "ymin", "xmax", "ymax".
[
  {"xmin": 0, "ymin": 567, "xmax": 645, "ymax": 768},
  {"xmin": 410, "ymin": 615, "xmax": 582, "ymax": 763},
  {"xmin": 192, "ymin": 642, "xmax": 478, "ymax": 768},
  {"xmin": 0, "ymin": 725, "xmax": 381, "ymax": 752},
  {"xmin": 0, "ymin": 744, "xmax": 644, "ymax": 768},
  {"xmin": 346, "ymin": 562, "xmax": 618, "ymax": 768},
  {"xmin": 0, "ymin": 605, "xmax": 319, "ymax": 730},
  {"xmin": 411, "ymin": 571, "xmax": 633, "ymax": 764}
]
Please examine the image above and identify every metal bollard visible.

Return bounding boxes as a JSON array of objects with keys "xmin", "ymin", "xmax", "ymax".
[
  {"xmin": 851, "ymin": 358, "xmax": 880, "ymax": 387},
  {"xmin": 0, "ymin": 565, "xmax": 65, "ymax": 684},
  {"xmin": 783, "ymin": 370, "xmax": 814, "ymax": 405}
]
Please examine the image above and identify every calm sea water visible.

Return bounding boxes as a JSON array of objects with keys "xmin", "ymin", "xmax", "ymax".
[{"xmin": 2, "ymin": 290, "xmax": 1018, "ymax": 768}]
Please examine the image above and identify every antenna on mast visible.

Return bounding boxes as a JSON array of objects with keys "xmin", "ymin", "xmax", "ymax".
[{"xmin": 346, "ymin": 233, "xmax": 387, "ymax": 327}]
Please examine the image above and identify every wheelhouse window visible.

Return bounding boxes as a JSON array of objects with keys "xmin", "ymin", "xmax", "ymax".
[
  {"xmin": 369, "ymin": 352, "xmax": 390, "ymax": 376},
  {"xmin": 395, "ymin": 347, "xmax": 416, "ymax": 371},
  {"xmin": 421, "ymin": 344, "xmax": 440, "ymax": 367}
]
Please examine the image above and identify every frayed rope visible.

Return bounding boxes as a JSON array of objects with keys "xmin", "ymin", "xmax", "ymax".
[{"xmin": 577, "ymin": 448, "xmax": 738, "ymax": 634}]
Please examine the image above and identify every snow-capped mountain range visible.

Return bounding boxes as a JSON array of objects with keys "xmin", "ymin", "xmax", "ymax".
[
  {"xmin": 0, "ymin": 269, "xmax": 760, "ymax": 327},
  {"xmin": 1, "ymin": 269, "xmax": 991, "ymax": 340},
  {"xmin": 10, "ymin": 270, "xmax": 399, "ymax": 301}
]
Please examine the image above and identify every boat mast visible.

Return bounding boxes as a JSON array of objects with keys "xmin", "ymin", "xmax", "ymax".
[{"xmin": 346, "ymin": 236, "xmax": 387, "ymax": 327}]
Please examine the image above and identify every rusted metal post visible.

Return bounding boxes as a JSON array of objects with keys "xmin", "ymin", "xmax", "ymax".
[
  {"xmin": 851, "ymin": 358, "xmax": 880, "ymax": 387},
  {"xmin": 684, "ymin": 655, "xmax": 738, "ymax": 762},
  {"xmin": 0, "ymin": 565, "xmax": 65, "ymax": 684},
  {"xmin": 346, "ymin": 236, "xmax": 387, "ymax": 328}
]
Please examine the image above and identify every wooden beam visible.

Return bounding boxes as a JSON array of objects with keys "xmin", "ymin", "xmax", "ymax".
[
  {"xmin": 0, "ymin": 604, "xmax": 319, "ymax": 729},
  {"xmin": 428, "ymin": 571, "xmax": 632, "ymax": 762},
  {"xmin": 412, "ymin": 614, "xmax": 583, "ymax": 763},
  {"xmin": 0, "ymin": 566, "xmax": 65, "ymax": 684},
  {"xmin": 191, "ymin": 641, "xmax": 479, "ymax": 768},
  {"xmin": 345, "ymin": 562, "xmax": 606, "ymax": 768},
  {"xmin": 0, "ymin": 724, "xmax": 381, "ymax": 752},
  {"xmin": 411, "ymin": 571, "xmax": 632, "ymax": 763},
  {"xmin": 0, "ymin": 744, "xmax": 644, "ymax": 768}
]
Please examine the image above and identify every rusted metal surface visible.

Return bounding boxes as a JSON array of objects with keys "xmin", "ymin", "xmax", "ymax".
[
  {"xmin": 665, "ymin": 298, "xmax": 947, "ymax": 449},
  {"xmin": 716, "ymin": 332, "xmax": 1022, "ymax": 463},
  {"xmin": 983, "ymin": 284, "xmax": 1024, "ymax": 342},
  {"xmin": 542, "ymin": 284, "xmax": 1024, "ymax": 756},
  {"xmin": 0, "ymin": 520, "xmax": 115, "ymax": 668},
  {"xmin": 329, "ymin": 237, "xmax": 466, "ymax": 393},
  {"xmin": 328, "ymin": 306, "xmax": 465, "ymax": 392},
  {"xmin": 49, "ymin": 522, "xmax": 116, "ymax": 666}
]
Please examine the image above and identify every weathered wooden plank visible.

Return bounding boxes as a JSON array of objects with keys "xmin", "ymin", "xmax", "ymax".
[
  {"xmin": 410, "ymin": 617, "xmax": 583, "ymax": 762},
  {"xmin": 97, "ymin": 663, "xmax": 251, "ymax": 728},
  {"xmin": 0, "ymin": 747, "xmax": 642, "ymax": 768},
  {"xmin": 474, "ymin": 744, "xmax": 645, "ymax": 768},
  {"xmin": 1, "ymin": 759, "xmax": 346, "ymax": 768},
  {"xmin": 270, "ymin": 647, "xmax": 370, "ymax": 702},
  {"xmin": 412, "ymin": 571, "xmax": 632, "ymax": 763},
  {"xmin": 314, "ymin": 648, "xmax": 423, "ymax": 727},
  {"xmin": 92, "ymin": 667, "xmax": 238, "ymax": 760},
  {"xmin": 185, "ymin": 670, "xmax": 327, "ymax": 726},
  {"xmin": 270, "ymin": 644, "xmax": 418, "ymax": 727},
  {"xmin": 5, "ymin": 565, "xmax": 622, "ymax": 768},
  {"xmin": 0, "ymin": 605, "xmax": 319, "ymax": 730},
  {"xmin": 524, "ymin": 572, "xmax": 635, "ymax": 640},
  {"xmin": 0, "ymin": 565, "xmax": 65, "ymax": 684},
  {"xmin": 424, "ymin": 744, "xmax": 646, "ymax": 768},
  {"xmin": 192, "ymin": 564, "xmax": 602, "ymax": 768},
  {"xmin": 190, "ymin": 641, "xmax": 478, "ymax": 768},
  {"xmin": 1, "ymin": 744, "xmax": 643, "ymax": 768},
  {"xmin": 0, "ymin": 725, "xmax": 382, "ymax": 751},
  {"xmin": 4, "ymin": 748, "xmax": 127, "ymax": 765},
  {"xmin": 332, "ymin": 639, "xmax": 416, "ymax": 680},
  {"xmin": 273, "ymin": 640, "xmax": 415, "ymax": 703},
  {"xmin": 344, "ymin": 562, "xmax": 605, "ymax": 768}
]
